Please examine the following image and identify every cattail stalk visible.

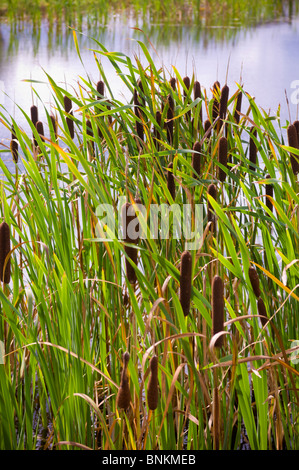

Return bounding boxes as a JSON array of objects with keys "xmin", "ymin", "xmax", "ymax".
[
  {"xmin": 10, "ymin": 126, "xmax": 18, "ymax": 163},
  {"xmin": 179, "ymin": 250, "xmax": 192, "ymax": 316},
  {"xmin": 287, "ymin": 123, "xmax": 299, "ymax": 175},
  {"xmin": 212, "ymin": 81, "xmax": 220, "ymax": 123},
  {"xmin": 64, "ymin": 95, "xmax": 74, "ymax": 139},
  {"xmin": 0, "ymin": 222, "xmax": 11, "ymax": 284},
  {"xmin": 116, "ymin": 352, "xmax": 131, "ymax": 410},
  {"xmin": 218, "ymin": 136, "xmax": 228, "ymax": 182},
  {"xmin": 212, "ymin": 275, "xmax": 224, "ymax": 348},
  {"xmin": 192, "ymin": 141, "xmax": 201, "ymax": 178},
  {"xmin": 248, "ymin": 266, "xmax": 261, "ymax": 298},
  {"xmin": 147, "ymin": 355, "xmax": 159, "ymax": 411}
]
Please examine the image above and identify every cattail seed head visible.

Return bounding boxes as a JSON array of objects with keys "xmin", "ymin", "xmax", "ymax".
[
  {"xmin": 0, "ymin": 222, "xmax": 11, "ymax": 284},
  {"xmin": 116, "ymin": 352, "xmax": 131, "ymax": 410},
  {"xmin": 167, "ymin": 162, "xmax": 175, "ymax": 202},
  {"xmin": 219, "ymin": 84, "xmax": 229, "ymax": 121},
  {"xmin": 183, "ymin": 76, "xmax": 190, "ymax": 95},
  {"xmin": 169, "ymin": 77, "xmax": 176, "ymax": 90},
  {"xmin": 212, "ymin": 81, "xmax": 220, "ymax": 122},
  {"xmin": 204, "ymin": 119, "xmax": 212, "ymax": 139},
  {"xmin": 265, "ymin": 174, "xmax": 273, "ymax": 212},
  {"xmin": 97, "ymin": 80, "xmax": 104, "ymax": 97},
  {"xmin": 50, "ymin": 114, "xmax": 58, "ymax": 140},
  {"xmin": 207, "ymin": 183, "xmax": 217, "ymax": 232},
  {"xmin": 63, "ymin": 95, "xmax": 74, "ymax": 139},
  {"xmin": 179, "ymin": 250, "xmax": 192, "ymax": 316},
  {"xmin": 249, "ymin": 126, "xmax": 257, "ymax": 171},
  {"xmin": 122, "ymin": 202, "xmax": 139, "ymax": 284},
  {"xmin": 257, "ymin": 298, "xmax": 268, "ymax": 327},
  {"xmin": 218, "ymin": 136, "xmax": 228, "ymax": 182},
  {"xmin": 10, "ymin": 139, "xmax": 18, "ymax": 163},
  {"xmin": 212, "ymin": 275, "xmax": 224, "ymax": 348},
  {"xmin": 287, "ymin": 123, "xmax": 299, "ymax": 175},
  {"xmin": 36, "ymin": 121, "xmax": 45, "ymax": 141},
  {"xmin": 248, "ymin": 266, "xmax": 261, "ymax": 298},
  {"xmin": 166, "ymin": 94, "xmax": 174, "ymax": 145},
  {"xmin": 193, "ymin": 80, "xmax": 203, "ymax": 123},
  {"xmin": 30, "ymin": 105, "xmax": 38, "ymax": 127},
  {"xmin": 234, "ymin": 91, "xmax": 242, "ymax": 124},
  {"xmin": 147, "ymin": 355, "xmax": 159, "ymax": 411},
  {"xmin": 192, "ymin": 141, "xmax": 201, "ymax": 178},
  {"xmin": 134, "ymin": 88, "xmax": 144, "ymax": 142}
]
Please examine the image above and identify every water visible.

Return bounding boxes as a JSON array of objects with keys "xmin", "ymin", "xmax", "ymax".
[{"xmin": 1, "ymin": 8, "xmax": 299, "ymax": 171}]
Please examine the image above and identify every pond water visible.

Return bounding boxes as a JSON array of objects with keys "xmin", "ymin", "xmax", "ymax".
[{"xmin": 1, "ymin": 6, "xmax": 299, "ymax": 170}]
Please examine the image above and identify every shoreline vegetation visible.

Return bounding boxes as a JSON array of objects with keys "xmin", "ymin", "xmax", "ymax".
[{"xmin": 0, "ymin": 14, "xmax": 299, "ymax": 452}]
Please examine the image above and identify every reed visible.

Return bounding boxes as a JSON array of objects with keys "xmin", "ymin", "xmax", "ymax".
[
  {"xmin": 179, "ymin": 250, "xmax": 192, "ymax": 316},
  {"xmin": 0, "ymin": 221, "xmax": 11, "ymax": 284},
  {"xmin": 219, "ymin": 84, "xmax": 229, "ymax": 122},
  {"xmin": 217, "ymin": 136, "xmax": 228, "ymax": 182},
  {"xmin": 212, "ymin": 275, "xmax": 224, "ymax": 348},
  {"xmin": 147, "ymin": 355, "xmax": 159, "ymax": 411},
  {"xmin": 166, "ymin": 93, "xmax": 174, "ymax": 145},
  {"xmin": 63, "ymin": 95, "xmax": 75, "ymax": 139},
  {"xmin": 234, "ymin": 91, "xmax": 242, "ymax": 124},
  {"xmin": 116, "ymin": 352, "xmax": 132, "ymax": 410},
  {"xmin": 248, "ymin": 266, "xmax": 261, "ymax": 298},
  {"xmin": 50, "ymin": 114, "xmax": 58, "ymax": 140},
  {"xmin": 249, "ymin": 126, "xmax": 257, "ymax": 171},
  {"xmin": 192, "ymin": 140, "xmax": 201, "ymax": 178}
]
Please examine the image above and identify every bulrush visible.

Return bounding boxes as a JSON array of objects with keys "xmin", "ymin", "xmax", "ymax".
[
  {"xmin": 234, "ymin": 91, "xmax": 242, "ymax": 124},
  {"xmin": 169, "ymin": 77, "xmax": 176, "ymax": 91},
  {"xmin": 249, "ymin": 126, "xmax": 257, "ymax": 171},
  {"xmin": 287, "ymin": 123, "xmax": 299, "ymax": 175},
  {"xmin": 265, "ymin": 174, "xmax": 273, "ymax": 212},
  {"xmin": 257, "ymin": 298, "xmax": 268, "ymax": 327},
  {"xmin": 193, "ymin": 80, "xmax": 203, "ymax": 123},
  {"xmin": 167, "ymin": 162, "xmax": 175, "ymax": 202},
  {"xmin": 218, "ymin": 136, "xmax": 228, "ymax": 182},
  {"xmin": 179, "ymin": 250, "xmax": 192, "ymax": 316},
  {"xmin": 212, "ymin": 81, "xmax": 220, "ymax": 122},
  {"xmin": 36, "ymin": 121, "xmax": 45, "ymax": 142},
  {"xmin": 116, "ymin": 352, "xmax": 131, "ymax": 410},
  {"xmin": 64, "ymin": 95, "xmax": 74, "ymax": 139},
  {"xmin": 166, "ymin": 94, "xmax": 174, "ymax": 145},
  {"xmin": 207, "ymin": 183, "xmax": 217, "ymax": 232},
  {"xmin": 10, "ymin": 126, "xmax": 18, "ymax": 163},
  {"xmin": 122, "ymin": 201, "xmax": 140, "ymax": 284},
  {"xmin": 0, "ymin": 221, "xmax": 11, "ymax": 284},
  {"xmin": 147, "ymin": 355, "xmax": 159, "ymax": 411},
  {"xmin": 192, "ymin": 141, "xmax": 201, "ymax": 178},
  {"xmin": 30, "ymin": 105, "xmax": 38, "ymax": 127},
  {"xmin": 183, "ymin": 76, "xmax": 191, "ymax": 120},
  {"xmin": 212, "ymin": 275, "xmax": 224, "ymax": 348},
  {"xmin": 219, "ymin": 84, "xmax": 229, "ymax": 122},
  {"xmin": 96, "ymin": 80, "xmax": 104, "ymax": 97},
  {"xmin": 248, "ymin": 266, "xmax": 261, "ymax": 298},
  {"xmin": 204, "ymin": 119, "xmax": 212, "ymax": 139}
]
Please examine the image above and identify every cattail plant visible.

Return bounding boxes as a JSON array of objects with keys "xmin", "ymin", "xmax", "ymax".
[
  {"xmin": 167, "ymin": 162, "xmax": 175, "ymax": 202},
  {"xmin": 169, "ymin": 77, "xmax": 176, "ymax": 91},
  {"xmin": 212, "ymin": 275, "xmax": 224, "ymax": 348},
  {"xmin": 192, "ymin": 141, "xmax": 201, "ymax": 178},
  {"xmin": 183, "ymin": 76, "xmax": 191, "ymax": 121},
  {"xmin": 212, "ymin": 81, "xmax": 220, "ymax": 122},
  {"xmin": 10, "ymin": 126, "xmax": 18, "ymax": 163},
  {"xmin": 207, "ymin": 183, "xmax": 217, "ymax": 232},
  {"xmin": 36, "ymin": 121, "xmax": 45, "ymax": 141},
  {"xmin": 86, "ymin": 119, "xmax": 94, "ymax": 155},
  {"xmin": 234, "ymin": 91, "xmax": 242, "ymax": 124},
  {"xmin": 179, "ymin": 250, "xmax": 192, "ymax": 316},
  {"xmin": 116, "ymin": 352, "xmax": 131, "ymax": 410},
  {"xmin": 217, "ymin": 136, "xmax": 228, "ymax": 182},
  {"xmin": 147, "ymin": 355, "xmax": 159, "ymax": 411},
  {"xmin": 248, "ymin": 266, "xmax": 261, "ymax": 298},
  {"xmin": 0, "ymin": 221, "xmax": 11, "ymax": 284},
  {"xmin": 249, "ymin": 126, "xmax": 257, "ymax": 171},
  {"xmin": 219, "ymin": 84, "xmax": 229, "ymax": 122},
  {"xmin": 50, "ymin": 114, "xmax": 58, "ymax": 141},
  {"xmin": 204, "ymin": 119, "xmax": 212, "ymax": 139},
  {"xmin": 287, "ymin": 123, "xmax": 299, "ymax": 175},
  {"xmin": 30, "ymin": 105, "xmax": 38, "ymax": 127},
  {"xmin": 257, "ymin": 298, "xmax": 268, "ymax": 327},
  {"xmin": 166, "ymin": 93, "xmax": 174, "ymax": 145},
  {"xmin": 122, "ymin": 201, "xmax": 140, "ymax": 284},
  {"xmin": 193, "ymin": 80, "xmax": 203, "ymax": 124},
  {"xmin": 265, "ymin": 174, "xmax": 273, "ymax": 212},
  {"xmin": 64, "ymin": 95, "xmax": 74, "ymax": 139}
]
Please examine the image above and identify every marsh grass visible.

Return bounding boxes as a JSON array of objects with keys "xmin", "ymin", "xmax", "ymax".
[{"xmin": 0, "ymin": 32, "xmax": 298, "ymax": 451}]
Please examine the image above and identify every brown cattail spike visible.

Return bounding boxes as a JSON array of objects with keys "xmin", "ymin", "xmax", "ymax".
[
  {"xmin": 183, "ymin": 76, "xmax": 191, "ymax": 121},
  {"xmin": 133, "ymin": 88, "xmax": 144, "ymax": 142},
  {"xmin": 116, "ymin": 352, "xmax": 131, "ymax": 410},
  {"xmin": 36, "ymin": 121, "xmax": 45, "ymax": 142},
  {"xmin": 265, "ymin": 174, "xmax": 273, "ymax": 212},
  {"xmin": 179, "ymin": 250, "xmax": 192, "ymax": 316},
  {"xmin": 219, "ymin": 84, "xmax": 229, "ymax": 121},
  {"xmin": 204, "ymin": 119, "xmax": 212, "ymax": 139},
  {"xmin": 212, "ymin": 81, "xmax": 220, "ymax": 122},
  {"xmin": 218, "ymin": 136, "xmax": 228, "ymax": 182},
  {"xmin": 287, "ymin": 123, "xmax": 299, "ymax": 175},
  {"xmin": 194, "ymin": 80, "xmax": 203, "ymax": 124},
  {"xmin": 50, "ymin": 114, "xmax": 58, "ymax": 140},
  {"xmin": 257, "ymin": 298, "xmax": 268, "ymax": 327},
  {"xmin": 167, "ymin": 162, "xmax": 175, "ymax": 202},
  {"xmin": 30, "ymin": 105, "xmax": 38, "ymax": 127},
  {"xmin": 147, "ymin": 355, "xmax": 159, "ymax": 411},
  {"xmin": 64, "ymin": 95, "xmax": 74, "ymax": 139},
  {"xmin": 10, "ymin": 140, "xmax": 18, "ymax": 163},
  {"xmin": 122, "ymin": 202, "xmax": 140, "ymax": 284},
  {"xmin": 96, "ymin": 80, "xmax": 104, "ymax": 97},
  {"xmin": 0, "ymin": 222, "xmax": 11, "ymax": 284},
  {"xmin": 248, "ymin": 267, "xmax": 261, "ymax": 298},
  {"xmin": 192, "ymin": 141, "xmax": 201, "ymax": 178},
  {"xmin": 169, "ymin": 77, "xmax": 176, "ymax": 91},
  {"xmin": 166, "ymin": 94, "xmax": 174, "ymax": 145},
  {"xmin": 249, "ymin": 126, "xmax": 257, "ymax": 171},
  {"xmin": 234, "ymin": 91, "xmax": 242, "ymax": 124},
  {"xmin": 212, "ymin": 275, "xmax": 224, "ymax": 348},
  {"xmin": 207, "ymin": 183, "xmax": 217, "ymax": 232}
]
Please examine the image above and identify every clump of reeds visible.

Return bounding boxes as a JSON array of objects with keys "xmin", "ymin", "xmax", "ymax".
[
  {"xmin": 179, "ymin": 250, "xmax": 192, "ymax": 316},
  {"xmin": 63, "ymin": 95, "xmax": 74, "ymax": 139},
  {"xmin": 207, "ymin": 183, "xmax": 217, "ymax": 232},
  {"xmin": 116, "ymin": 352, "xmax": 131, "ymax": 410},
  {"xmin": 192, "ymin": 141, "xmax": 201, "ymax": 178},
  {"xmin": 234, "ymin": 90, "xmax": 242, "ymax": 124},
  {"xmin": 249, "ymin": 126, "xmax": 257, "ymax": 171},
  {"xmin": 248, "ymin": 266, "xmax": 261, "ymax": 298},
  {"xmin": 287, "ymin": 123, "xmax": 299, "ymax": 175},
  {"xmin": 0, "ymin": 221, "xmax": 11, "ymax": 284},
  {"xmin": 212, "ymin": 275, "xmax": 224, "ymax": 348},
  {"xmin": 265, "ymin": 174, "xmax": 273, "ymax": 212},
  {"xmin": 122, "ymin": 201, "xmax": 140, "ymax": 284},
  {"xmin": 257, "ymin": 298, "xmax": 268, "ymax": 327},
  {"xmin": 167, "ymin": 162, "xmax": 175, "ymax": 202},
  {"xmin": 219, "ymin": 84, "xmax": 229, "ymax": 122},
  {"xmin": 147, "ymin": 355, "xmax": 159, "ymax": 411},
  {"xmin": 217, "ymin": 136, "xmax": 228, "ymax": 182},
  {"xmin": 10, "ymin": 126, "xmax": 18, "ymax": 163}
]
